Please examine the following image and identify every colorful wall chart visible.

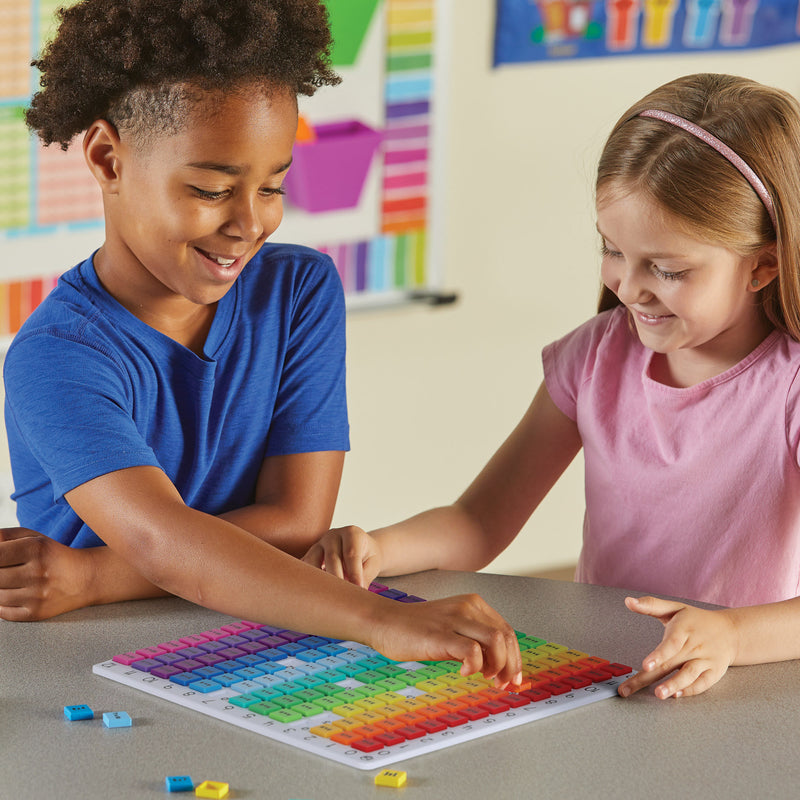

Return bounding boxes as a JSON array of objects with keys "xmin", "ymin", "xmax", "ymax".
[
  {"xmin": 494, "ymin": 0, "xmax": 800, "ymax": 63},
  {"xmin": 0, "ymin": 0, "xmax": 441, "ymax": 336}
]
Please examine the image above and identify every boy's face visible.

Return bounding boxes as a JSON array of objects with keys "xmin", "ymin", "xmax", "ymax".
[{"xmin": 96, "ymin": 84, "xmax": 297, "ymax": 315}]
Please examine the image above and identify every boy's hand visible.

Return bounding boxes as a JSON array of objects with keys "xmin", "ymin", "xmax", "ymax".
[
  {"xmin": 302, "ymin": 525, "xmax": 382, "ymax": 589},
  {"xmin": 0, "ymin": 528, "xmax": 94, "ymax": 621},
  {"xmin": 618, "ymin": 596, "xmax": 738, "ymax": 699},
  {"xmin": 367, "ymin": 593, "xmax": 523, "ymax": 687}
]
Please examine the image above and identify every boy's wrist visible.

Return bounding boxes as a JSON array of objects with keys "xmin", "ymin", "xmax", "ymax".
[{"xmin": 82, "ymin": 545, "xmax": 109, "ymax": 607}]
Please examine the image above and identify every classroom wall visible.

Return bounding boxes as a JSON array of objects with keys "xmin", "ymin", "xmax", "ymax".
[
  {"xmin": 332, "ymin": 2, "xmax": 800, "ymax": 575},
  {"xmin": 1, "ymin": 3, "xmax": 799, "ymax": 578}
]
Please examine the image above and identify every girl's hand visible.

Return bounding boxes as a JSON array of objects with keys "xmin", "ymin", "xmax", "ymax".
[
  {"xmin": 368, "ymin": 592, "xmax": 523, "ymax": 687},
  {"xmin": 0, "ymin": 528, "xmax": 94, "ymax": 621},
  {"xmin": 618, "ymin": 596, "xmax": 739, "ymax": 699},
  {"xmin": 302, "ymin": 525, "xmax": 382, "ymax": 589}
]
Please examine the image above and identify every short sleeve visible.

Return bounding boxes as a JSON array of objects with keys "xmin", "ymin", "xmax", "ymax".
[
  {"xmin": 4, "ymin": 331, "xmax": 161, "ymax": 503},
  {"xmin": 785, "ymin": 360, "xmax": 800, "ymax": 468},
  {"xmin": 542, "ymin": 311, "xmax": 618, "ymax": 422},
  {"xmin": 264, "ymin": 255, "xmax": 349, "ymax": 456}
]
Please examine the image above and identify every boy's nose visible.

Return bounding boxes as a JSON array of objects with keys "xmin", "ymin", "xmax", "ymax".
[{"xmin": 222, "ymin": 195, "xmax": 275, "ymax": 242}]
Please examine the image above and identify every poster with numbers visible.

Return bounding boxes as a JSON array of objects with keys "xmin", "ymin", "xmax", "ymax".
[
  {"xmin": 0, "ymin": 0, "xmax": 446, "ymax": 339},
  {"xmin": 494, "ymin": 0, "xmax": 800, "ymax": 64}
]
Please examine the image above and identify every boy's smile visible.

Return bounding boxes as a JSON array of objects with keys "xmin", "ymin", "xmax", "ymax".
[
  {"xmin": 86, "ymin": 83, "xmax": 298, "ymax": 350},
  {"xmin": 597, "ymin": 190, "xmax": 776, "ymax": 387}
]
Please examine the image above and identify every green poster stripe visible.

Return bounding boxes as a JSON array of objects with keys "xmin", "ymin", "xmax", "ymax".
[
  {"xmin": 387, "ymin": 53, "xmax": 432, "ymax": 72},
  {"xmin": 413, "ymin": 229, "xmax": 427, "ymax": 286},
  {"xmin": 394, "ymin": 234, "xmax": 408, "ymax": 287}
]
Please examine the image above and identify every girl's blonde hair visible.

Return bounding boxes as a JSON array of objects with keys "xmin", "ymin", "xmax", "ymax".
[{"xmin": 596, "ymin": 73, "xmax": 800, "ymax": 341}]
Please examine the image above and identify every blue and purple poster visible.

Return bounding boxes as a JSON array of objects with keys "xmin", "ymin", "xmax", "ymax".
[{"xmin": 494, "ymin": 0, "xmax": 800, "ymax": 64}]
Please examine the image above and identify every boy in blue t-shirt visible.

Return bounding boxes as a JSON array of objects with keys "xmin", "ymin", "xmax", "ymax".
[{"xmin": 0, "ymin": 0, "xmax": 521, "ymax": 685}]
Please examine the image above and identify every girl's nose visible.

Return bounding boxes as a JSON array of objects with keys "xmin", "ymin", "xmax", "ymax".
[{"xmin": 613, "ymin": 264, "xmax": 652, "ymax": 306}]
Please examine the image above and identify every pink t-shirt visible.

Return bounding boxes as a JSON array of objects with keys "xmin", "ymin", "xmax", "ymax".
[{"xmin": 543, "ymin": 306, "xmax": 800, "ymax": 607}]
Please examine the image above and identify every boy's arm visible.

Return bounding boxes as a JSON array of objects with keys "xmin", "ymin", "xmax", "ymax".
[
  {"xmin": 53, "ymin": 464, "xmax": 521, "ymax": 683},
  {"xmin": 0, "ymin": 528, "xmax": 170, "ymax": 620},
  {"xmin": 0, "ymin": 450, "xmax": 343, "ymax": 619},
  {"xmin": 305, "ymin": 382, "xmax": 582, "ymax": 584},
  {"xmin": 618, "ymin": 595, "xmax": 800, "ymax": 699}
]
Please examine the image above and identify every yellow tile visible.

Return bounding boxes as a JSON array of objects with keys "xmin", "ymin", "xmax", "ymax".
[
  {"xmin": 354, "ymin": 710, "xmax": 384, "ymax": 725},
  {"xmin": 194, "ymin": 780, "xmax": 229, "ymax": 799},
  {"xmin": 331, "ymin": 717, "xmax": 362, "ymax": 731},
  {"xmin": 395, "ymin": 698, "xmax": 428, "ymax": 713},
  {"xmin": 414, "ymin": 678, "xmax": 447, "ymax": 693},
  {"xmin": 563, "ymin": 649, "xmax": 589, "ymax": 661},
  {"xmin": 373, "ymin": 691, "xmax": 406, "ymax": 705},
  {"xmin": 309, "ymin": 722, "xmax": 339, "ymax": 738},
  {"xmin": 414, "ymin": 692, "xmax": 443, "ymax": 706},
  {"xmin": 375, "ymin": 769, "xmax": 408, "ymax": 788},
  {"xmin": 332, "ymin": 703, "xmax": 363, "ymax": 718}
]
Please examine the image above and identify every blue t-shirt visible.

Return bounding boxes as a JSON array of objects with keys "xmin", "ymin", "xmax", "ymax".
[{"xmin": 4, "ymin": 243, "xmax": 350, "ymax": 548}]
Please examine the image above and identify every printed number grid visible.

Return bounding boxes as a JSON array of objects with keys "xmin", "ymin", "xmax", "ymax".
[{"xmin": 92, "ymin": 583, "xmax": 632, "ymax": 770}]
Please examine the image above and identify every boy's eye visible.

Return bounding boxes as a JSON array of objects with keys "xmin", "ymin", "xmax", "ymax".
[
  {"xmin": 190, "ymin": 186, "xmax": 286, "ymax": 200},
  {"xmin": 191, "ymin": 187, "xmax": 228, "ymax": 200}
]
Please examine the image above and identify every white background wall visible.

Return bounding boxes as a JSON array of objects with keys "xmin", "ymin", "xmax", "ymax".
[{"xmin": 332, "ymin": 2, "xmax": 800, "ymax": 575}]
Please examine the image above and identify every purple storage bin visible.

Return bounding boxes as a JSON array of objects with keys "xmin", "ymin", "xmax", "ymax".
[{"xmin": 285, "ymin": 119, "xmax": 382, "ymax": 213}]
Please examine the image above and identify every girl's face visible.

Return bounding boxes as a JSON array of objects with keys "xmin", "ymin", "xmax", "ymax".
[
  {"xmin": 597, "ymin": 189, "xmax": 776, "ymax": 386},
  {"xmin": 92, "ymin": 84, "xmax": 297, "ymax": 334}
]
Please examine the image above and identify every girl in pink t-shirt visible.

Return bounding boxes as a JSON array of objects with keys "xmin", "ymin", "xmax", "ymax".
[{"xmin": 305, "ymin": 73, "xmax": 800, "ymax": 699}]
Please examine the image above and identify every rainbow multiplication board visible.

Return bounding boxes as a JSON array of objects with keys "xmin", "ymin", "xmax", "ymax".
[{"xmin": 92, "ymin": 584, "xmax": 632, "ymax": 770}]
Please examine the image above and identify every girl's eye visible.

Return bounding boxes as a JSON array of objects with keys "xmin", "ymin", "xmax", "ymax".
[
  {"xmin": 652, "ymin": 265, "xmax": 687, "ymax": 281},
  {"xmin": 600, "ymin": 243, "xmax": 621, "ymax": 258},
  {"xmin": 260, "ymin": 186, "xmax": 286, "ymax": 197}
]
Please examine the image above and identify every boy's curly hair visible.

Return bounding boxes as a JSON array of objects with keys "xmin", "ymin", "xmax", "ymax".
[{"xmin": 26, "ymin": 0, "xmax": 340, "ymax": 149}]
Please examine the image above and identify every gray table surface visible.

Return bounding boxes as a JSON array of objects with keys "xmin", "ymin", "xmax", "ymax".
[{"xmin": 2, "ymin": 570, "xmax": 799, "ymax": 799}]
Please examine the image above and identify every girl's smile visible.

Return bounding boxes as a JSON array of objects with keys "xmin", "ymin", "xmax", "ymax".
[{"xmin": 632, "ymin": 310, "xmax": 674, "ymax": 326}]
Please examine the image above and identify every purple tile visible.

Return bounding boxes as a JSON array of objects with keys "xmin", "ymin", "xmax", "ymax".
[
  {"xmin": 151, "ymin": 665, "xmax": 184, "ymax": 680},
  {"xmin": 131, "ymin": 658, "xmax": 162, "ymax": 673}
]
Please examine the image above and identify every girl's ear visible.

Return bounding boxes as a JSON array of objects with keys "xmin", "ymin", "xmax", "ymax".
[
  {"xmin": 749, "ymin": 244, "xmax": 779, "ymax": 292},
  {"xmin": 83, "ymin": 120, "xmax": 123, "ymax": 192}
]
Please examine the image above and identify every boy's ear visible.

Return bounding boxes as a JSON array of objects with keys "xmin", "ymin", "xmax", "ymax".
[
  {"xmin": 750, "ymin": 244, "xmax": 779, "ymax": 291},
  {"xmin": 83, "ymin": 120, "xmax": 123, "ymax": 192}
]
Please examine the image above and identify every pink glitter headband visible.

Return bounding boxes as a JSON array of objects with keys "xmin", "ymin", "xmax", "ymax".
[{"xmin": 638, "ymin": 108, "xmax": 776, "ymax": 229}]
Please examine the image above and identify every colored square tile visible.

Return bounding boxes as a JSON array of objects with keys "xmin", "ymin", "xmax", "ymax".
[
  {"xmin": 63, "ymin": 704, "xmax": 94, "ymax": 721},
  {"xmin": 102, "ymin": 711, "xmax": 132, "ymax": 728},
  {"xmin": 165, "ymin": 775, "xmax": 194, "ymax": 792},
  {"xmin": 194, "ymin": 780, "xmax": 229, "ymax": 799}
]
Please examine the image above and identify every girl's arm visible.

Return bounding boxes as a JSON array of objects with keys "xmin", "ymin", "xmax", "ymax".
[
  {"xmin": 618, "ymin": 595, "xmax": 800, "ymax": 699},
  {"xmin": 19, "ymin": 464, "xmax": 523, "ymax": 684},
  {"xmin": 304, "ymin": 382, "xmax": 582, "ymax": 585},
  {"xmin": 0, "ymin": 450, "xmax": 343, "ymax": 619}
]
